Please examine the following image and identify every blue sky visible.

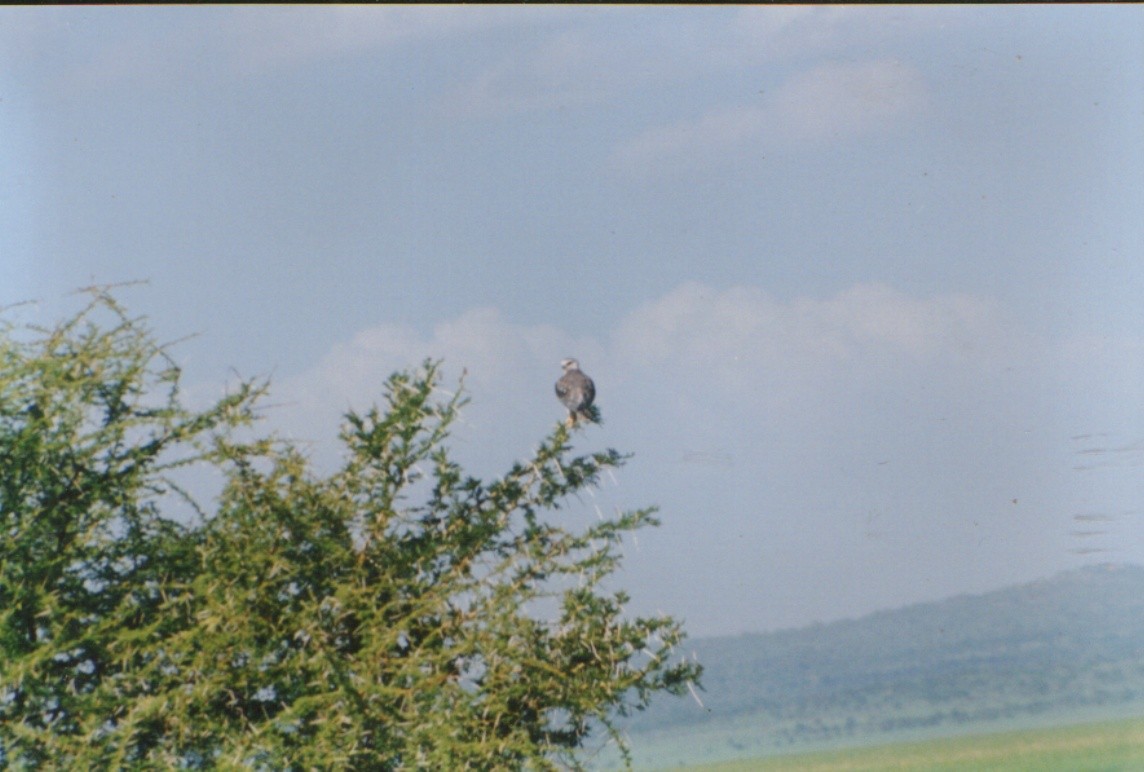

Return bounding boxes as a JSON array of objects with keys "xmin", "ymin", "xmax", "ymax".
[{"xmin": 3, "ymin": 6, "xmax": 1142, "ymax": 637}]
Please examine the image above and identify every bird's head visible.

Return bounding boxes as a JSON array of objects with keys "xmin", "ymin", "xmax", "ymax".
[{"xmin": 560, "ymin": 358, "xmax": 580, "ymax": 372}]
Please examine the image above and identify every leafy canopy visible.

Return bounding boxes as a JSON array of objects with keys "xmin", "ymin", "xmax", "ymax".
[{"xmin": 0, "ymin": 290, "xmax": 700, "ymax": 769}]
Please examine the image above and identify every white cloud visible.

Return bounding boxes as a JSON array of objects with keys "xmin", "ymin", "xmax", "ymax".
[
  {"xmin": 285, "ymin": 306, "xmax": 582, "ymax": 404},
  {"xmin": 287, "ymin": 281, "xmax": 1017, "ymax": 412},
  {"xmin": 272, "ymin": 281, "xmax": 1021, "ymax": 464},
  {"xmin": 614, "ymin": 58, "xmax": 928, "ymax": 171},
  {"xmin": 613, "ymin": 281, "xmax": 1004, "ymax": 385}
]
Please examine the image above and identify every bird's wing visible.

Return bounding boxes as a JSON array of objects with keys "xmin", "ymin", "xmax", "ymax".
[{"xmin": 555, "ymin": 376, "xmax": 572, "ymax": 401}]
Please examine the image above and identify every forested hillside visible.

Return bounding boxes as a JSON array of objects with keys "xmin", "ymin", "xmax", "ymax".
[{"xmin": 625, "ymin": 564, "xmax": 1144, "ymax": 755}]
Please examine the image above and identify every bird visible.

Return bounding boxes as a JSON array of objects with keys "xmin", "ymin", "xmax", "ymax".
[{"xmin": 555, "ymin": 358, "xmax": 596, "ymax": 427}]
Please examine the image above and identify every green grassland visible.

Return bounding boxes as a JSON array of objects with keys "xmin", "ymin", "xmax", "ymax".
[
  {"xmin": 676, "ymin": 716, "xmax": 1144, "ymax": 771},
  {"xmin": 606, "ymin": 699, "xmax": 1144, "ymax": 770}
]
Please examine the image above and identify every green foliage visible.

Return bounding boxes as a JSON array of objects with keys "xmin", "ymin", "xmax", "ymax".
[{"xmin": 0, "ymin": 291, "xmax": 700, "ymax": 769}]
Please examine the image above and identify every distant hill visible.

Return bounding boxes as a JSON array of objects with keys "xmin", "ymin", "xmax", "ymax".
[{"xmin": 616, "ymin": 564, "xmax": 1144, "ymax": 766}]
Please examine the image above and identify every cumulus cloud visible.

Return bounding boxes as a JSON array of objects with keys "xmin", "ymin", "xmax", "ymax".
[
  {"xmin": 287, "ymin": 282, "xmax": 1016, "ymax": 412},
  {"xmin": 273, "ymin": 281, "xmax": 1022, "ymax": 465},
  {"xmin": 614, "ymin": 58, "xmax": 928, "ymax": 171},
  {"xmin": 612, "ymin": 282, "xmax": 1006, "ymax": 396},
  {"xmin": 284, "ymin": 306, "xmax": 585, "ymax": 404}
]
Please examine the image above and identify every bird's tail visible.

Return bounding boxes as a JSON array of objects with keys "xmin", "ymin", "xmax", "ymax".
[{"xmin": 576, "ymin": 405, "xmax": 602, "ymax": 425}]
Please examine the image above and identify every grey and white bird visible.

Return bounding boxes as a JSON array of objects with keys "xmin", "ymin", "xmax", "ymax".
[{"xmin": 555, "ymin": 358, "xmax": 596, "ymax": 427}]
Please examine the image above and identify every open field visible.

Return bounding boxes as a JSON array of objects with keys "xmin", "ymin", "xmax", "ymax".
[
  {"xmin": 607, "ymin": 701, "xmax": 1144, "ymax": 770},
  {"xmin": 678, "ymin": 715, "xmax": 1144, "ymax": 771}
]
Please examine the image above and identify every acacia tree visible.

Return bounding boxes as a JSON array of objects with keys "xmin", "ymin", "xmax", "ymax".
[
  {"xmin": 0, "ymin": 291, "xmax": 700, "ymax": 769},
  {"xmin": 0, "ymin": 291, "xmax": 265, "ymax": 768}
]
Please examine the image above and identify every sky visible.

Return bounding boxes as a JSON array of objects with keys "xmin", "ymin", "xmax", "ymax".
[{"xmin": 2, "ymin": 6, "xmax": 1142, "ymax": 638}]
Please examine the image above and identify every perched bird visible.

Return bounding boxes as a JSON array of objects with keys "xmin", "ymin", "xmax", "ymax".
[{"xmin": 555, "ymin": 358, "xmax": 596, "ymax": 427}]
